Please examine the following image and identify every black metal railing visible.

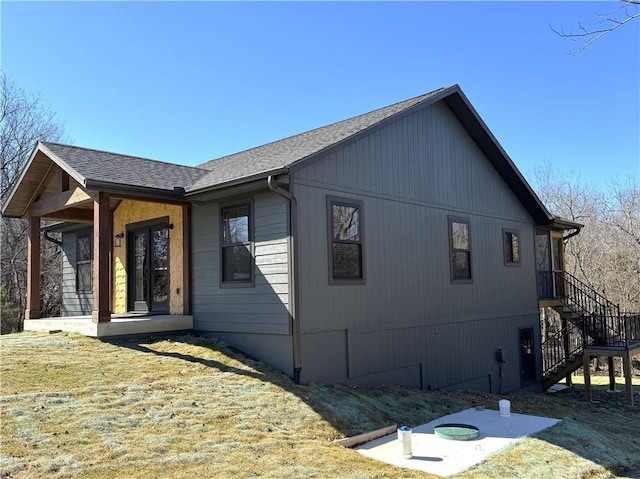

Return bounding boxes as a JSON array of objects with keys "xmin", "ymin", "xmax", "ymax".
[
  {"xmin": 542, "ymin": 318, "xmax": 584, "ymax": 375},
  {"xmin": 540, "ymin": 272, "xmax": 637, "ymax": 382},
  {"xmin": 553, "ymin": 271, "xmax": 620, "ymax": 321},
  {"xmin": 582, "ymin": 314, "xmax": 625, "ymax": 347},
  {"xmin": 623, "ymin": 312, "xmax": 640, "ymax": 344}
]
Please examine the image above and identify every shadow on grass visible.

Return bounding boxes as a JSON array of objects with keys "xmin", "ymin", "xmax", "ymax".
[
  {"xmin": 100, "ymin": 332, "xmax": 474, "ymax": 439},
  {"xmin": 101, "ymin": 334, "xmax": 266, "ymax": 382},
  {"xmin": 512, "ymin": 384, "xmax": 640, "ymax": 478},
  {"xmin": 100, "ymin": 333, "xmax": 640, "ymax": 477}
]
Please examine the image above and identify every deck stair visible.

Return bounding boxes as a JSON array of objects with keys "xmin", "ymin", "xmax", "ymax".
[{"xmin": 541, "ymin": 271, "xmax": 639, "ymax": 390}]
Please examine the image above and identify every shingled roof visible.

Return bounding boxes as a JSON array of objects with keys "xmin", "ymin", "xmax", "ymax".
[
  {"xmin": 39, "ymin": 142, "xmax": 210, "ymax": 192},
  {"xmin": 190, "ymin": 87, "xmax": 446, "ymax": 192},
  {"xmin": 2, "ymin": 84, "xmax": 557, "ymax": 224}
]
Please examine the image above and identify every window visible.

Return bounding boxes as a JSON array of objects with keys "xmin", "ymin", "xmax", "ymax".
[
  {"xmin": 76, "ymin": 234, "xmax": 92, "ymax": 292},
  {"xmin": 220, "ymin": 202, "xmax": 253, "ymax": 286},
  {"xmin": 328, "ymin": 197, "xmax": 364, "ymax": 283},
  {"xmin": 449, "ymin": 216, "xmax": 471, "ymax": 282},
  {"xmin": 503, "ymin": 229, "xmax": 521, "ymax": 266}
]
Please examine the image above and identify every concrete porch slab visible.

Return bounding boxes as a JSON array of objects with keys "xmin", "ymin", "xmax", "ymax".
[{"xmin": 23, "ymin": 314, "xmax": 193, "ymax": 337}]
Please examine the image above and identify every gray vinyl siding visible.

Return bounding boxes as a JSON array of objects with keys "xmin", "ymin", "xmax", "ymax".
[
  {"xmin": 61, "ymin": 229, "xmax": 93, "ymax": 316},
  {"xmin": 293, "ymin": 101, "xmax": 541, "ymax": 392},
  {"xmin": 191, "ymin": 191, "xmax": 290, "ymax": 335},
  {"xmin": 300, "ymin": 314, "xmax": 540, "ymax": 392},
  {"xmin": 295, "ymin": 101, "xmax": 533, "ymax": 221}
]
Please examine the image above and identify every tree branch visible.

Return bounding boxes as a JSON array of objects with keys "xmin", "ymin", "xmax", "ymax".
[{"xmin": 551, "ymin": 0, "xmax": 640, "ymax": 54}]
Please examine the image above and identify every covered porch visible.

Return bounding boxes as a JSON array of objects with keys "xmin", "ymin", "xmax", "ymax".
[
  {"xmin": 1, "ymin": 142, "xmax": 199, "ymax": 335},
  {"xmin": 22, "ymin": 312, "xmax": 193, "ymax": 337}
]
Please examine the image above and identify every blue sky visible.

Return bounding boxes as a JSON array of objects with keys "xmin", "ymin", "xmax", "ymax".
[{"xmin": 1, "ymin": 1, "xmax": 638, "ymax": 186}]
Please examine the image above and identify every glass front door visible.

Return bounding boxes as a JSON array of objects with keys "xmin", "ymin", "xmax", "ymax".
[
  {"xmin": 150, "ymin": 227, "xmax": 169, "ymax": 311},
  {"xmin": 129, "ymin": 224, "xmax": 169, "ymax": 312}
]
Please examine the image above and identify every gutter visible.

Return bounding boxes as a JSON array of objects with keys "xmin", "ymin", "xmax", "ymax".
[
  {"xmin": 84, "ymin": 179, "xmax": 187, "ymax": 201},
  {"xmin": 563, "ymin": 226, "xmax": 582, "ymax": 241},
  {"xmin": 186, "ymin": 168, "xmax": 290, "ymax": 197},
  {"xmin": 43, "ymin": 230, "xmax": 63, "ymax": 246},
  {"xmin": 551, "ymin": 217, "xmax": 583, "ymax": 242},
  {"xmin": 267, "ymin": 174, "xmax": 302, "ymax": 384}
]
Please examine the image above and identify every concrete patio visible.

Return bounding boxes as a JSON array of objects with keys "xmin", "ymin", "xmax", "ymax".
[
  {"xmin": 22, "ymin": 313, "xmax": 193, "ymax": 337},
  {"xmin": 356, "ymin": 407, "xmax": 560, "ymax": 477}
]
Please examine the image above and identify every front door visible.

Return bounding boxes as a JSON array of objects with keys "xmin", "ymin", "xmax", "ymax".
[
  {"xmin": 519, "ymin": 328, "xmax": 536, "ymax": 386},
  {"xmin": 128, "ymin": 224, "xmax": 169, "ymax": 312}
]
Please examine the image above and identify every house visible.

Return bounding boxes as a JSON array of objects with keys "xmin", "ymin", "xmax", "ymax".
[{"xmin": 8, "ymin": 84, "xmax": 630, "ymax": 396}]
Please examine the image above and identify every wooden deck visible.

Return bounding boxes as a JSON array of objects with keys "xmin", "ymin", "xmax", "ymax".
[
  {"xmin": 22, "ymin": 313, "xmax": 193, "ymax": 337},
  {"xmin": 582, "ymin": 341, "xmax": 640, "ymax": 407}
]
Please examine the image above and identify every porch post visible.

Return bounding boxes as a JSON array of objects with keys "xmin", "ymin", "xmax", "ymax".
[
  {"xmin": 622, "ymin": 353, "xmax": 634, "ymax": 407},
  {"xmin": 583, "ymin": 353, "xmax": 592, "ymax": 402},
  {"xmin": 607, "ymin": 356, "xmax": 616, "ymax": 392},
  {"xmin": 92, "ymin": 192, "xmax": 111, "ymax": 323},
  {"xmin": 182, "ymin": 203, "xmax": 192, "ymax": 315},
  {"xmin": 25, "ymin": 215, "xmax": 41, "ymax": 320}
]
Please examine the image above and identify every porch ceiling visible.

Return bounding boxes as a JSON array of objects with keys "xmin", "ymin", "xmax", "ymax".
[
  {"xmin": 2, "ymin": 146, "xmax": 93, "ymax": 219},
  {"xmin": 2, "ymin": 150, "xmax": 59, "ymax": 217},
  {"xmin": 30, "ymin": 193, "xmax": 123, "ymax": 223}
]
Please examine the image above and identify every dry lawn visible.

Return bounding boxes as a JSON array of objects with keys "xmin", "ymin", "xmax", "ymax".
[{"xmin": 0, "ymin": 332, "xmax": 639, "ymax": 479}]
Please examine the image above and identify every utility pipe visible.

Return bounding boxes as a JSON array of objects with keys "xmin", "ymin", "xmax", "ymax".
[{"xmin": 267, "ymin": 175, "xmax": 302, "ymax": 384}]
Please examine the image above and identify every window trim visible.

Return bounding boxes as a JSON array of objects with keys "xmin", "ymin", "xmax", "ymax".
[
  {"xmin": 448, "ymin": 215, "xmax": 472, "ymax": 284},
  {"xmin": 219, "ymin": 200, "xmax": 255, "ymax": 289},
  {"xmin": 503, "ymin": 228, "xmax": 521, "ymax": 267},
  {"xmin": 76, "ymin": 233, "xmax": 92, "ymax": 292},
  {"xmin": 327, "ymin": 196, "xmax": 365, "ymax": 285}
]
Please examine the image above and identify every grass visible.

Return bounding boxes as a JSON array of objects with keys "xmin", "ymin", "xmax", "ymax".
[
  {"xmin": 0, "ymin": 332, "xmax": 639, "ymax": 479},
  {"xmin": 560, "ymin": 375, "xmax": 640, "ymax": 388}
]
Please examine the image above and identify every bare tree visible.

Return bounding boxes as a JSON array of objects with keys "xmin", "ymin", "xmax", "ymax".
[
  {"xmin": 533, "ymin": 163, "xmax": 640, "ymax": 313},
  {"xmin": 1, "ymin": 73, "xmax": 65, "ymax": 332},
  {"xmin": 603, "ymin": 178, "xmax": 640, "ymax": 311},
  {"xmin": 552, "ymin": 0, "xmax": 640, "ymax": 54}
]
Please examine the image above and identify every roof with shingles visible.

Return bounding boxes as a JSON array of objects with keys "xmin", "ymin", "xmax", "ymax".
[
  {"xmin": 190, "ymin": 87, "xmax": 446, "ymax": 191},
  {"xmin": 39, "ymin": 142, "xmax": 210, "ymax": 192},
  {"xmin": 2, "ymin": 84, "xmax": 558, "ymax": 225}
]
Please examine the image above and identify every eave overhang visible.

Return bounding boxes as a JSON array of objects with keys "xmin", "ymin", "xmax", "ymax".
[
  {"xmin": 1, "ymin": 142, "xmax": 188, "ymax": 218},
  {"xmin": 442, "ymin": 88, "xmax": 555, "ymax": 226}
]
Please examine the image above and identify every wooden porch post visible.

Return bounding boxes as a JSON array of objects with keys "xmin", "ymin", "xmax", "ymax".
[
  {"xmin": 92, "ymin": 192, "xmax": 111, "ymax": 323},
  {"xmin": 182, "ymin": 203, "xmax": 192, "ymax": 315},
  {"xmin": 25, "ymin": 215, "xmax": 41, "ymax": 320},
  {"xmin": 607, "ymin": 356, "xmax": 616, "ymax": 392},
  {"xmin": 583, "ymin": 353, "xmax": 592, "ymax": 402},
  {"xmin": 622, "ymin": 353, "xmax": 634, "ymax": 407}
]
